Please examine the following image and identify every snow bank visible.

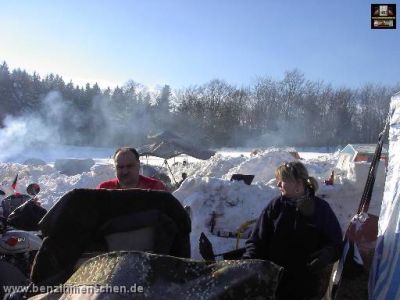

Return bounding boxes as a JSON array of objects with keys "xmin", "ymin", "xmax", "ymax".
[
  {"xmin": 0, "ymin": 143, "xmax": 387, "ymax": 263},
  {"xmin": 174, "ymin": 176, "xmax": 278, "ymax": 259},
  {"xmin": 173, "ymin": 148, "xmax": 387, "ymax": 258},
  {"xmin": 223, "ymin": 150, "xmax": 294, "ymax": 183},
  {"xmin": 192, "ymin": 154, "xmax": 247, "ymax": 178},
  {"xmin": 2, "ymin": 145, "xmax": 114, "ymax": 164},
  {"xmin": 0, "ymin": 162, "xmax": 114, "ymax": 207}
]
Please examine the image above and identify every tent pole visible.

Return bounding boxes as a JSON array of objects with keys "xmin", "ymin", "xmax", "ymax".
[{"xmin": 164, "ymin": 159, "xmax": 177, "ymax": 184}]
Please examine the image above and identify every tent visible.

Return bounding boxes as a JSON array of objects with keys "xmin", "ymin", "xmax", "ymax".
[
  {"xmin": 369, "ymin": 91, "xmax": 400, "ymax": 299},
  {"xmin": 137, "ymin": 131, "xmax": 215, "ymax": 160},
  {"xmin": 337, "ymin": 144, "xmax": 389, "ymax": 170}
]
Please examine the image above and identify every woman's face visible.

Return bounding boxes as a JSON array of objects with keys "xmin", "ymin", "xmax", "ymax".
[{"xmin": 276, "ymin": 177, "xmax": 303, "ymax": 198}]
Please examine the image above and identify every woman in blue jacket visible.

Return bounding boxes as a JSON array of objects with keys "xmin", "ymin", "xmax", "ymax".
[{"xmin": 243, "ymin": 161, "xmax": 342, "ymax": 300}]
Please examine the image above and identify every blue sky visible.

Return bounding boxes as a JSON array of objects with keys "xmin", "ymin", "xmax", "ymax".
[{"xmin": 0, "ymin": 0, "xmax": 399, "ymax": 89}]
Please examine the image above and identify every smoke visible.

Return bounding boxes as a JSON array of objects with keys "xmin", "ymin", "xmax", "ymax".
[
  {"xmin": 0, "ymin": 79, "xmax": 312, "ymax": 163},
  {"xmin": 242, "ymin": 130, "xmax": 286, "ymax": 148},
  {"xmin": 240, "ymin": 119, "xmax": 310, "ymax": 148},
  {"xmin": 90, "ymin": 88, "xmax": 158, "ymax": 147},
  {"xmin": 0, "ymin": 92, "xmax": 64, "ymax": 161},
  {"xmin": 0, "ymin": 86, "xmax": 172, "ymax": 162},
  {"xmin": 88, "ymin": 83, "xmax": 218, "ymax": 150}
]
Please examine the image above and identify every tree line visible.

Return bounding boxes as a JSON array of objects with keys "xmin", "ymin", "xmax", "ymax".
[{"xmin": 0, "ymin": 61, "xmax": 398, "ymax": 148}]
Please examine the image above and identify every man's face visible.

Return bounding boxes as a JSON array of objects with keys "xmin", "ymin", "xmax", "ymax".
[{"xmin": 114, "ymin": 151, "xmax": 140, "ymax": 187}]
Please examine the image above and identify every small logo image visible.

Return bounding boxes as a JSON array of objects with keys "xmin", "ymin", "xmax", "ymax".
[{"xmin": 371, "ymin": 4, "xmax": 396, "ymax": 29}]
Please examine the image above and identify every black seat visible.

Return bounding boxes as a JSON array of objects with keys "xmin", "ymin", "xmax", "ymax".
[
  {"xmin": 81, "ymin": 209, "xmax": 179, "ymax": 253},
  {"xmin": 30, "ymin": 188, "xmax": 191, "ymax": 286}
]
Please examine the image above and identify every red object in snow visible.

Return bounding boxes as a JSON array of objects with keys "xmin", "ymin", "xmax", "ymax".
[{"xmin": 324, "ymin": 170, "xmax": 334, "ymax": 185}]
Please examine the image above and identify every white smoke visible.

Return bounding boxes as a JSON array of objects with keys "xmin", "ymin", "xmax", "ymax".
[
  {"xmin": 0, "ymin": 88, "xmax": 165, "ymax": 162},
  {"xmin": 0, "ymin": 91, "xmax": 66, "ymax": 162}
]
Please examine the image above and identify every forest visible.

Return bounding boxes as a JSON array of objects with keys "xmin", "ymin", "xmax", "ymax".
[{"xmin": 0, "ymin": 61, "xmax": 398, "ymax": 148}]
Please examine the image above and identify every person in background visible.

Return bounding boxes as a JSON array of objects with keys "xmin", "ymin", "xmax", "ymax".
[
  {"xmin": 243, "ymin": 161, "xmax": 342, "ymax": 300},
  {"xmin": 97, "ymin": 147, "xmax": 168, "ymax": 191},
  {"xmin": 176, "ymin": 172, "xmax": 188, "ymax": 189}
]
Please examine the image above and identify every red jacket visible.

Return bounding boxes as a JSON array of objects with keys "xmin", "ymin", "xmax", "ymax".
[{"xmin": 96, "ymin": 175, "xmax": 168, "ymax": 191}]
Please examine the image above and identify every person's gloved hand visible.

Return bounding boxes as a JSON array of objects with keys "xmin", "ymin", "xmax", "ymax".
[
  {"xmin": 307, "ymin": 256, "xmax": 325, "ymax": 273},
  {"xmin": 307, "ymin": 247, "xmax": 336, "ymax": 273}
]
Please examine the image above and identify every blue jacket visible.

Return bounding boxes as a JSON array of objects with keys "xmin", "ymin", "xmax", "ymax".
[{"xmin": 243, "ymin": 194, "xmax": 343, "ymax": 298}]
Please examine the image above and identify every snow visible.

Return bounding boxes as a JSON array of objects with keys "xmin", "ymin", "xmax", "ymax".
[
  {"xmin": 222, "ymin": 150, "xmax": 294, "ymax": 182},
  {"xmin": 174, "ymin": 149, "xmax": 385, "ymax": 258},
  {"xmin": 0, "ymin": 145, "xmax": 387, "ymax": 260},
  {"xmin": 174, "ymin": 176, "xmax": 279, "ymax": 256}
]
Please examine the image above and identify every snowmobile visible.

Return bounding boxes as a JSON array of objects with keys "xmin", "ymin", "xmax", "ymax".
[
  {"xmin": 24, "ymin": 188, "xmax": 282, "ymax": 299},
  {"xmin": 0, "ymin": 183, "xmax": 47, "ymax": 299}
]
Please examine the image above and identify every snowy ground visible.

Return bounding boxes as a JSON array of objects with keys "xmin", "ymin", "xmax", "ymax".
[{"xmin": 0, "ymin": 146, "xmax": 386, "ymax": 259}]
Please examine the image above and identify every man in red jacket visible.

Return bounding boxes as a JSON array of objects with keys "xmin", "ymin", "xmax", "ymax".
[{"xmin": 97, "ymin": 147, "xmax": 168, "ymax": 191}]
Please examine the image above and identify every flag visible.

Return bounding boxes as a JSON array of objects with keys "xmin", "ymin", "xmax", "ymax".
[{"xmin": 11, "ymin": 173, "xmax": 19, "ymax": 195}]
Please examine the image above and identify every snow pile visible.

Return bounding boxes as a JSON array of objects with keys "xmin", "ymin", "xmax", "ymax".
[
  {"xmin": 0, "ymin": 162, "xmax": 114, "ymax": 207},
  {"xmin": 0, "ymin": 144, "xmax": 388, "ymax": 262},
  {"xmin": 168, "ymin": 160, "xmax": 202, "ymax": 183},
  {"xmin": 306, "ymin": 152, "xmax": 338, "ymax": 176},
  {"xmin": 223, "ymin": 150, "xmax": 295, "ymax": 183},
  {"xmin": 174, "ymin": 177, "xmax": 279, "ymax": 258},
  {"xmin": 174, "ymin": 148, "xmax": 296, "ymax": 184},
  {"xmin": 1, "ymin": 145, "xmax": 114, "ymax": 164},
  {"xmin": 173, "ymin": 149, "xmax": 386, "ymax": 258},
  {"xmin": 54, "ymin": 158, "xmax": 95, "ymax": 175},
  {"xmin": 330, "ymin": 161, "xmax": 385, "ymax": 217},
  {"xmin": 191, "ymin": 154, "xmax": 247, "ymax": 178}
]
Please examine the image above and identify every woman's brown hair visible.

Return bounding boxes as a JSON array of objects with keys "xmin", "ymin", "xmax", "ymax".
[{"xmin": 275, "ymin": 161, "xmax": 319, "ymax": 192}]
